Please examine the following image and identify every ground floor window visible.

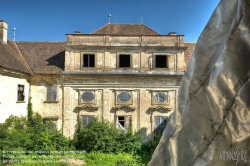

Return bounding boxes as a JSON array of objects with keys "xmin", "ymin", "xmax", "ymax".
[
  {"xmin": 154, "ymin": 116, "xmax": 168, "ymax": 135},
  {"xmin": 43, "ymin": 119, "xmax": 58, "ymax": 131},
  {"xmin": 117, "ymin": 115, "xmax": 131, "ymax": 131},
  {"xmin": 82, "ymin": 115, "xmax": 94, "ymax": 128}
]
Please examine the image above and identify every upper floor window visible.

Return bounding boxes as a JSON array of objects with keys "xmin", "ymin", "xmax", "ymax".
[
  {"xmin": 155, "ymin": 55, "xmax": 168, "ymax": 68},
  {"xmin": 83, "ymin": 54, "xmax": 95, "ymax": 67},
  {"xmin": 119, "ymin": 54, "xmax": 131, "ymax": 68},
  {"xmin": 47, "ymin": 86, "xmax": 58, "ymax": 101},
  {"xmin": 17, "ymin": 85, "xmax": 25, "ymax": 101}
]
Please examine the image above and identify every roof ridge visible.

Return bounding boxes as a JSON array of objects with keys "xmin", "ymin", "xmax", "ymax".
[{"xmin": 12, "ymin": 40, "xmax": 34, "ymax": 75}]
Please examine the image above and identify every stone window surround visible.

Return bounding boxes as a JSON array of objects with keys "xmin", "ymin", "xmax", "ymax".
[
  {"xmin": 152, "ymin": 53, "xmax": 173, "ymax": 70},
  {"xmin": 116, "ymin": 53, "xmax": 132, "ymax": 69},
  {"xmin": 81, "ymin": 52, "xmax": 97, "ymax": 69}
]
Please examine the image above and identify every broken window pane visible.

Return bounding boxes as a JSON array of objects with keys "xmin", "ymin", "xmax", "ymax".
[
  {"xmin": 17, "ymin": 84, "xmax": 25, "ymax": 101},
  {"xmin": 82, "ymin": 115, "xmax": 94, "ymax": 128},
  {"xmin": 155, "ymin": 55, "xmax": 168, "ymax": 68},
  {"xmin": 154, "ymin": 116, "xmax": 168, "ymax": 135},
  {"xmin": 119, "ymin": 54, "xmax": 130, "ymax": 67}
]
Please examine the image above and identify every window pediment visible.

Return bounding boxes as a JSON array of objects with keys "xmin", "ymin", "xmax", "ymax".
[
  {"xmin": 113, "ymin": 105, "xmax": 135, "ymax": 112},
  {"xmin": 76, "ymin": 104, "xmax": 99, "ymax": 111},
  {"xmin": 149, "ymin": 106, "xmax": 171, "ymax": 112}
]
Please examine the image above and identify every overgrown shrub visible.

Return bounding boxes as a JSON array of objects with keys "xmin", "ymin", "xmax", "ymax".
[
  {"xmin": 0, "ymin": 99, "xmax": 72, "ymax": 165},
  {"xmin": 73, "ymin": 118, "xmax": 141, "ymax": 154}
]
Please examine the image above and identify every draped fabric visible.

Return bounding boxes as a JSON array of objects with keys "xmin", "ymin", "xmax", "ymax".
[{"xmin": 148, "ymin": 0, "xmax": 250, "ymax": 165}]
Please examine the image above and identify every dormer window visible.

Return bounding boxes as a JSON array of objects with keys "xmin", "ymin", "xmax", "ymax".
[{"xmin": 83, "ymin": 54, "xmax": 95, "ymax": 67}]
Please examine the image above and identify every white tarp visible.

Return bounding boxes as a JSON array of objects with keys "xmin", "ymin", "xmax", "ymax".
[{"xmin": 148, "ymin": 0, "xmax": 250, "ymax": 165}]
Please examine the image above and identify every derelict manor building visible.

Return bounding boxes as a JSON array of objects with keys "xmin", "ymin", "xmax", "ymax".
[{"xmin": 0, "ymin": 20, "xmax": 195, "ymax": 140}]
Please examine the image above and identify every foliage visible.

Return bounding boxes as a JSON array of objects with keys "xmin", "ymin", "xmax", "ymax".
[
  {"xmin": 83, "ymin": 152, "xmax": 144, "ymax": 166},
  {"xmin": 0, "ymin": 99, "xmax": 71, "ymax": 165},
  {"xmin": 73, "ymin": 118, "xmax": 142, "ymax": 154}
]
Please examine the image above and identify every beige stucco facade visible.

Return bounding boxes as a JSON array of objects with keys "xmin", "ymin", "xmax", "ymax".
[{"xmin": 0, "ymin": 22, "xmax": 195, "ymax": 141}]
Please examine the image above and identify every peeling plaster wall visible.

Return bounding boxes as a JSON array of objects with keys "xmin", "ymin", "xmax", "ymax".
[
  {"xmin": 59, "ymin": 75, "xmax": 180, "ymax": 140},
  {"xmin": 64, "ymin": 35, "xmax": 187, "ymax": 73},
  {"xmin": 29, "ymin": 76, "xmax": 63, "ymax": 130},
  {"xmin": 0, "ymin": 74, "xmax": 30, "ymax": 123}
]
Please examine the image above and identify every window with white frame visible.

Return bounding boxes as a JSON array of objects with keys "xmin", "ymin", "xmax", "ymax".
[
  {"xmin": 154, "ymin": 116, "xmax": 168, "ymax": 134},
  {"xmin": 47, "ymin": 86, "xmax": 57, "ymax": 101},
  {"xmin": 82, "ymin": 115, "xmax": 95, "ymax": 128},
  {"xmin": 83, "ymin": 54, "xmax": 95, "ymax": 67},
  {"xmin": 17, "ymin": 84, "xmax": 25, "ymax": 101}
]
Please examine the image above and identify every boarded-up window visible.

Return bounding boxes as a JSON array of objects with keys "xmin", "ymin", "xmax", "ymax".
[
  {"xmin": 82, "ymin": 115, "xmax": 95, "ymax": 128},
  {"xmin": 154, "ymin": 116, "xmax": 168, "ymax": 135},
  {"xmin": 17, "ymin": 85, "xmax": 25, "ymax": 101},
  {"xmin": 83, "ymin": 54, "xmax": 95, "ymax": 67},
  {"xmin": 155, "ymin": 55, "xmax": 168, "ymax": 68},
  {"xmin": 47, "ymin": 86, "xmax": 57, "ymax": 101}
]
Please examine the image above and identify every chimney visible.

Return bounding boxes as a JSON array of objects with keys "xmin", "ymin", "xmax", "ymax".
[
  {"xmin": 168, "ymin": 32, "xmax": 176, "ymax": 35},
  {"xmin": 0, "ymin": 20, "xmax": 8, "ymax": 44}
]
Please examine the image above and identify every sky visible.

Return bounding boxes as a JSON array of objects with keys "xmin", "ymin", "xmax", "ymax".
[{"xmin": 1, "ymin": 0, "xmax": 220, "ymax": 42}]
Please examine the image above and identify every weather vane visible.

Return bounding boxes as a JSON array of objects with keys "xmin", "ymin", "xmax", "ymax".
[{"xmin": 108, "ymin": 14, "xmax": 111, "ymax": 24}]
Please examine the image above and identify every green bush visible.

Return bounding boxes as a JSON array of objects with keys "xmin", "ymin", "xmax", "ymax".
[
  {"xmin": 73, "ymin": 118, "xmax": 141, "ymax": 154},
  {"xmin": 0, "ymin": 100, "xmax": 72, "ymax": 165}
]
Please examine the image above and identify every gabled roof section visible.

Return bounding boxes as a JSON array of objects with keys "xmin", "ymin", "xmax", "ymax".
[
  {"xmin": 0, "ymin": 40, "xmax": 32, "ymax": 74},
  {"xmin": 16, "ymin": 42, "xmax": 65, "ymax": 74},
  {"xmin": 91, "ymin": 24, "xmax": 160, "ymax": 36},
  {"xmin": 184, "ymin": 42, "xmax": 196, "ymax": 64}
]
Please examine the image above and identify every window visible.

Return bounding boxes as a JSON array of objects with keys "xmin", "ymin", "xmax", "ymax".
[
  {"xmin": 17, "ymin": 85, "xmax": 25, "ymax": 101},
  {"xmin": 119, "ymin": 54, "xmax": 131, "ymax": 68},
  {"xmin": 83, "ymin": 54, "xmax": 95, "ymax": 67},
  {"xmin": 82, "ymin": 115, "xmax": 94, "ymax": 128},
  {"xmin": 43, "ymin": 119, "xmax": 58, "ymax": 131},
  {"xmin": 117, "ymin": 116, "xmax": 131, "ymax": 130},
  {"xmin": 154, "ymin": 116, "xmax": 168, "ymax": 135},
  {"xmin": 155, "ymin": 55, "xmax": 168, "ymax": 68},
  {"xmin": 47, "ymin": 86, "xmax": 57, "ymax": 101}
]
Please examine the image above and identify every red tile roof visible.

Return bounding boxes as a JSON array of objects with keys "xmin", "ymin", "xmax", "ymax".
[
  {"xmin": 16, "ymin": 42, "xmax": 65, "ymax": 74},
  {"xmin": 91, "ymin": 24, "xmax": 160, "ymax": 36},
  {"xmin": 0, "ymin": 40, "xmax": 32, "ymax": 74},
  {"xmin": 184, "ymin": 42, "xmax": 196, "ymax": 64}
]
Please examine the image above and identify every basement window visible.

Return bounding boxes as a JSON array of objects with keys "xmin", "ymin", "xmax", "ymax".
[
  {"xmin": 82, "ymin": 115, "xmax": 95, "ymax": 128},
  {"xmin": 17, "ymin": 84, "xmax": 25, "ymax": 101},
  {"xmin": 83, "ymin": 54, "xmax": 95, "ymax": 67},
  {"xmin": 119, "ymin": 54, "xmax": 131, "ymax": 68},
  {"xmin": 155, "ymin": 55, "xmax": 168, "ymax": 68},
  {"xmin": 154, "ymin": 116, "xmax": 168, "ymax": 135},
  {"xmin": 46, "ymin": 86, "xmax": 58, "ymax": 102}
]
